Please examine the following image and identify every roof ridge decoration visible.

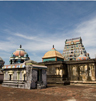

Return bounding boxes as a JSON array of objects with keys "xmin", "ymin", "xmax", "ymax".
[
  {"xmin": 53, "ymin": 45, "xmax": 57, "ymax": 57},
  {"xmin": 2, "ymin": 63, "xmax": 25, "ymax": 69},
  {"xmin": 66, "ymin": 37, "xmax": 81, "ymax": 41}
]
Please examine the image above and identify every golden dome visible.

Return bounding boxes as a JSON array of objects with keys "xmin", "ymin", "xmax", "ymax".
[{"xmin": 42, "ymin": 47, "xmax": 63, "ymax": 59}]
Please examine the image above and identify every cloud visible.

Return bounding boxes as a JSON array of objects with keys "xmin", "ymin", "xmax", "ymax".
[
  {"xmin": 1, "ymin": 15, "xmax": 96, "ymax": 64},
  {"xmin": 0, "ymin": 29, "xmax": 66, "ymax": 64},
  {"xmin": 14, "ymin": 32, "xmax": 65, "ymax": 51},
  {"xmin": 0, "ymin": 41, "xmax": 18, "ymax": 52},
  {"xmin": 15, "ymin": 33, "xmax": 37, "ymax": 40},
  {"xmin": 72, "ymin": 17, "xmax": 96, "ymax": 58},
  {"xmin": 10, "ymin": 16, "xmax": 96, "ymax": 59}
]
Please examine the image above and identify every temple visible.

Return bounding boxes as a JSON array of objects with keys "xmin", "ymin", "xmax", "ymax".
[
  {"xmin": 40, "ymin": 37, "xmax": 96, "ymax": 84},
  {"xmin": 1, "ymin": 37, "xmax": 96, "ymax": 87},
  {"xmin": 62, "ymin": 37, "xmax": 90, "ymax": 61},
  {"xmin": 2, "ymin": 45, "xmax": 47, "ymax": 89}
]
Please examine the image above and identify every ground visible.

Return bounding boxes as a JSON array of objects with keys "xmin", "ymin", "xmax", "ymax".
[{"xmin": 0, "ymin": 84, "xmax": 96, "ymax": 101}]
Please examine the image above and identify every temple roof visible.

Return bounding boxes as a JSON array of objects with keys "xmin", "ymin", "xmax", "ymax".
[
  {"xmin": 76, "ymin": 53, "xmax": 89, "ymax": 61},
  {"xmin": 10, "ymin": 45, "xmax": 30, "ymax": 64},
  {"xmin": 2, "ymin": 62, "xmax": 47, "ymax": 69},
  {"xmin": 42, "ymin": 46, "xmax": 63, "ymax": 59},
  {"xmin": 13, "ymin": 45, "xmax": 27, "ymax": 57},
  {"xmin": 65, "ymin": 37, "xmax": 82, "ymax": 45}
]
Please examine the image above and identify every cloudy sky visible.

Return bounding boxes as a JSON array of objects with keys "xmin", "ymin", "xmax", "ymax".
[{"xmin": 0, "ymin": 1, "xmax": 96, "ymax": 64}]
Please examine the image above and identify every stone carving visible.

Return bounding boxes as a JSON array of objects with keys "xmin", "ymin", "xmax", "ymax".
[
  {"xmin": 89, "ymin": 66, "xmax": 95, "ymax": 81},
  {"xmin": 72, "ymin": 66, "xmax": 78, "ymax": 76},
  {"xmin": 80, "ymin": 65, "xmax": 88, "ymax": 81}
]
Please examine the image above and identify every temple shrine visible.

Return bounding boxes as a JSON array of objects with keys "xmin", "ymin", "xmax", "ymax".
[
  {"xmin": 2, "ymin": 45, "xmax": 47, "ymax": 89},
  {"xmin": 42, "ymin": 45, "xmax": 64, "ymax": 62}
]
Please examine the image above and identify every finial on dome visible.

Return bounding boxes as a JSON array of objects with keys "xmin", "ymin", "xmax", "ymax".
[
  {"xmin": 20, "ymin": 45, "xmax": 22, "ymax": 48},
  {"xmin": 53, "ymin": 45, "xmax": 54, "ymax": 48}
]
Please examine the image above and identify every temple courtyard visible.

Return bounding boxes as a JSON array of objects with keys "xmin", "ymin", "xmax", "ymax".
[{"xmin": 0, "ymin": 84, "xmax": 96, "ymax": 101}]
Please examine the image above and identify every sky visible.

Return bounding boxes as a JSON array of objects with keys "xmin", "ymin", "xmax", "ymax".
[{"xmin": 0, "ymin": 1, "xmax": 96, "ymax": 64}]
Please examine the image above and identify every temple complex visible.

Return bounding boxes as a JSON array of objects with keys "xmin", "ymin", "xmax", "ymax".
[
  {"xmin": 40, "ymin": 38, "xmax": 96, "ymax": 84},
  {"xmin": 62, "ymin": 37, "xmax": 90, "ymax": 61},
  {"xmin": 1, "ymin": 37, "xmax": 96, "ymax": 86},
  {"xmin": 2, "ymin": 45, "xmax": 47, "ymax": 89}
]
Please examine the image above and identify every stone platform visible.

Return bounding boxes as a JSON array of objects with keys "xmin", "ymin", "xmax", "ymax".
[
  {"xmin": 48, "ymin": 80, "xmax": 96, "ymax": 85},
  {"xmin": 2, "ymin": 80, "xmax": 25, "ymax": 88},
  {"xmin": 70, "ymin": 80, "xmax": 96, "ymax": 84}
]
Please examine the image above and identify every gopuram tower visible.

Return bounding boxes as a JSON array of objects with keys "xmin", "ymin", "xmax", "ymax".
[{"xmin": 62, "ymin": 37, "xmax": 90, "ymax": 61}]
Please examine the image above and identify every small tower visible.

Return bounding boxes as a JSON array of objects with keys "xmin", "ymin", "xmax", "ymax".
[
  {"xmin": 10, "ymin": 45, "xmax": 30, "ymax": 64},
  {"xmin": 62, "ymin": 37, "xmax": 90, "ymax": 61},
  {"xmin": 42, "ymin": 45, "xmax": 64, "ymax": 62}
]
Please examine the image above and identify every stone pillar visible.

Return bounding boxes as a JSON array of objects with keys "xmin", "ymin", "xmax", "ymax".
[
  {"xmin": 95, "ymin": 63, "xmax": 96, "ymax": 81},
  {"xmin": 67, "ymin": 65, "xmax": 71, "ymax": 80},
  {"xmin": 25, "ymin": 65, "xmax": 32, "ymax": 89},
  {"xmin": 3, "ymin": 71, "xmax": 5, "ymax": 80},
  {"xmin": 87, "ymin": 64, "xmax": 91, "ymax": 81},
  {"xmin": 77, "ymin": 65, "xmax": 80, "ymax": 81},
  {"xmin": 90, "ymin": 63, "xmax": 95, "ymax": 81},
  {"xmin": 78, "ymin": 65, "xmax": 83, "ymax": 81},
  {"xmin": 42, "ymin": 69, "xmax": 47, "ymax": 87}
]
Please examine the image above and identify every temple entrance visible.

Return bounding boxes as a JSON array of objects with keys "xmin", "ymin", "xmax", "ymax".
[
  {"xmin": 9, "ymin": 74, "xmax": 12, "ymax": 81},
  {"xmin": 37, "ymin": 69, "xmax": 42, "ymax": 81},
  {"xmin": 10, "ymin": 60, "xmax": 12, "ymax": 64}
]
